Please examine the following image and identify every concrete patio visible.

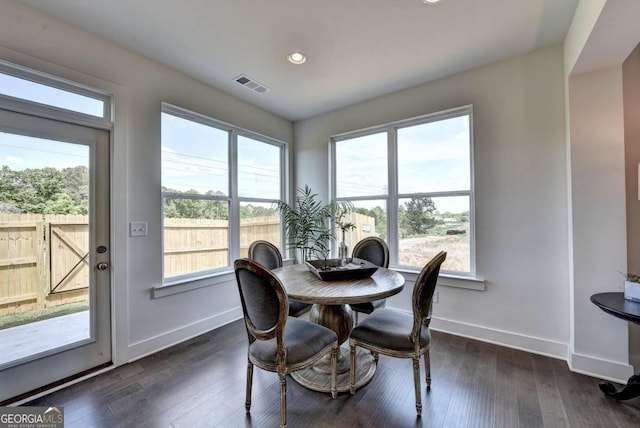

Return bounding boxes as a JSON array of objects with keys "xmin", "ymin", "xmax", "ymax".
[{"xmin": 0, "ymin": 311, "xmax": 90, "ymax": 367}]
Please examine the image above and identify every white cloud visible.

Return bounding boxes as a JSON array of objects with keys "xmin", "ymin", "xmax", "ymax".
[{"xmin": 6, "ymin": 155, "xmax": 24, "ymax": 164}]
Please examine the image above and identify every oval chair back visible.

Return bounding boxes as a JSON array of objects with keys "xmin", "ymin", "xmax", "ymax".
[
  {"xmin": 234, "ymin": 258, "xmax": 287, "ymax": 345},
  {"xmin": 350, "ymin": 237, "xmax": 390, "ymax": 323},
  {"xmin": 248, "ymin": 240, "xmax": 311, "ymax": 318},
  {"xmin": 248, "ymin": 240, "xmax": 283, "ymax": 270},
  {"xmin": 411, "ymin": 251, "xmax": 447, "ymax": 340},
  {"xmin": 351, "ymin": 236, "xmax": 389, "ymax": 268}
]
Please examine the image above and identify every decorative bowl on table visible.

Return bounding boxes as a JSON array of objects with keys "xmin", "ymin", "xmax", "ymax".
[{"xmin": 304, "ymin": 257, "xmax": 379, "ymax": 281}]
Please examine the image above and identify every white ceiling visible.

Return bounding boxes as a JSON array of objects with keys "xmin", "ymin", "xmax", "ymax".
[{"xmin": 20, "ymin": 0, "xmax": 580, "ymax": 121}]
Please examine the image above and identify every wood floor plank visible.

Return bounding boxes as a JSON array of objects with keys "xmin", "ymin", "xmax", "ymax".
[
  {"xmin": 441, "ymin": 336, "xmax": 482, "ymax": 428},
  {"xmin": 530, "ymin": 353, "xmax": 570, "ymax": 428},
  {"xmin": 493, "ymin": 345, "xmax": 520, "ymax": 428},
  {"xmin": 467, "ymin": 340, "xmax": 497, "ymax": 428},
  {"xmin": 21, "ymin": 320, "xmax": 640, "ymax": 427},
  {"xmin": 513, "ymin": 348, "xmax": 544, "ymax": 427}
]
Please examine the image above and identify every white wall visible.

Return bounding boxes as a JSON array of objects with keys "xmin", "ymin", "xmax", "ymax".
[
  {"xmin": 567, "ymin": 68, "xmax": 632, "ymax": 380},
  {"xmin": 561, "ymin": 0, "xmax": 640, "ymax": 381},
  {"xmin": 0, "ymin": 0, "xmax": 293, "ymax": 364},
  {"xmin": 623, "ymin": 43, "xmax": 640, "ymax": 370},
  {"xmin": 294, "ymin": 45, "xmax": 571, "ymax": 359}
]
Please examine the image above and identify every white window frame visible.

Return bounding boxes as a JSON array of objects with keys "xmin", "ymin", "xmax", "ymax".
[
  {"xmin": 161, "ymin": 103, "xmax": 287, "ymax": 284},
  {"xmin": 0, "ymin": 60, "xmax": 112, "ymax": 128},
  {"xmin": 330, "ymin": 105, "xmax": 476, "ymax": 277}
]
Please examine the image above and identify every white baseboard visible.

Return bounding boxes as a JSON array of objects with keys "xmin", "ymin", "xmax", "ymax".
[
  {"xmin": 569, "ymin": 352, "xmax": 634, "ymax": 384},
  {"xmin": 430, "ymin": 316, "xmax": 635, "ymax": 383},
  {"xmin": 430, "ymin": 316, "xmax": 569, "ymax": 360},
  {"xmin": 127, "ymin": 307, "xmax": 243, "ymax": 362}
]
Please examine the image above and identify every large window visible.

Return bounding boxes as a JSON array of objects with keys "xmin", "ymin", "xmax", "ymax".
[
  {"xmin": 161, "ymin": 104, "xmax": 284, "ymax": 282},
  {"xmin": 332, "ymin": 106, "xmax": 474, "ymax": 275}
]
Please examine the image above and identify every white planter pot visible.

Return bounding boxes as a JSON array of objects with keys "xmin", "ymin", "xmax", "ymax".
[{"xmin": 624, "ymin": 280, "xmax": 640, "ymax": 302}]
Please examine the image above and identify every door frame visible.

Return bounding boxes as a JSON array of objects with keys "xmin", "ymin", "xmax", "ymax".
[
  {"xmin": 0, "ymin": 110, "xmax": 111, "ymax": 401},
  {"xmin": 0, "ymin": 56, "xmax": 131, "ymax": 403}
]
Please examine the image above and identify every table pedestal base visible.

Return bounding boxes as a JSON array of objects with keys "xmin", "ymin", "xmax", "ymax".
[
  {"xmin": 599, "ymin": 372, "xmax": 640, "ymax": 400},
  {"xmin": 291, "ymin": 345, "xmax": 376, "ymax": 393}
]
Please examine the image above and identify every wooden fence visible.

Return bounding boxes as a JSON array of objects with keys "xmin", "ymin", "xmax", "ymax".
[
  {"xmin": 162, "ymin": 216, "xmax": 282, "ymax": 278},
  {"xmin": 1, "ymin": 212, "xmax": 377, "ymax": 315},
  {"xmin": 0, "ymin": 214, "xmax": 89, "ymax": 316}
]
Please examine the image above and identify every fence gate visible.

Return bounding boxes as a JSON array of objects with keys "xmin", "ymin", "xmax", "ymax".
[
  {"xmin": 48, "ymin": 221, "xmax": 89, "ymax": 296},
  {"xmin": 0, "ymin": 214, "xmax": 89, "ymax": 316}
]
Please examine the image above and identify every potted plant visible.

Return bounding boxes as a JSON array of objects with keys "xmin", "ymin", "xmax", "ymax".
[
  {"xmin": 621, "ymin": 272, "xmax": 640, "ymax": 302},
  {"xmin": 277, "ymin": 185, "xmax": 337, "ymax": 262},
  {"xmin": 336, "ymin": 205, "xmax": 356, "ymax": 266}
]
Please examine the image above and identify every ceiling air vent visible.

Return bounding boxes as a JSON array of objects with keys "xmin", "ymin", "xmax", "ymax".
[{"xmin": 233, "ymin": 74, "xmax": 270, "ymax": 94}]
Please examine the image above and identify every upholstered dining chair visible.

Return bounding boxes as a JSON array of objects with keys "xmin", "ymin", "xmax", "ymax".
[
  {"xmin": 248, "ymin": 240, "xmax": 312, "ymax": 317},
  {"xmin": 349, "ymin": 236, "xmax": 390, "ymax": 324},
  {"xmin": 234, "ymin": 259, "xmax": 338, "ymax": 428},
  {"xmin": 349, "ymin": 251, "xmax": 447, "ymax": 417}
]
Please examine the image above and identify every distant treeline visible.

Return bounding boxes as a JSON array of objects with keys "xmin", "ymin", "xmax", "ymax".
[
  {"xmin": 0, "ymin": 165, "xmax": 89, "ymax": 214},
  {"xmin": 0, "ymin": 167, "xmax": 468, "ymax": 238}
]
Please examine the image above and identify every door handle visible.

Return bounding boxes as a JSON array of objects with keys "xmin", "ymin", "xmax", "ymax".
[{"xmin": 96, "ymin": 262, "xmax": 109, "ymax": 271}]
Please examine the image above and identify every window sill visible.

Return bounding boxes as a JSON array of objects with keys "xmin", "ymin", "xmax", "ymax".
[
  {"xmin": 394, "ymin": 268, "xmax": 485, "ymax": 291},
  {"xmin": 153, "ymin": 268, "xmax": 235, "ymax": 298}
]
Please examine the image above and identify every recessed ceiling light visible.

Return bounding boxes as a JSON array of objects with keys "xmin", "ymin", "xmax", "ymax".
[
  {"xmin": 423, "ymin": 0, "xmax": 441, "ymax": 3},
  {"xmin": 287, "ymin": 52, "xmax": 308, "ymax": 65}
]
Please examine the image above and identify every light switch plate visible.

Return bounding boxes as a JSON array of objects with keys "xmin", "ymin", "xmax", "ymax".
[{"xmin": 130, "ymin": 221, "xmax": 147, "ymax": 237}]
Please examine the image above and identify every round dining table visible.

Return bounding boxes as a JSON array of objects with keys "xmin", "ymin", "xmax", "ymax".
[{"xmin": 272, "ymin": 263, "xmax": 405, "ymax": 393}]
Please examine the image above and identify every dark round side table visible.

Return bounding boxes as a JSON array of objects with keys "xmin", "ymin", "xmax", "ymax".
[{"xmin": 590, "ymin": 292, "xmax": 640, "ymax": 400}]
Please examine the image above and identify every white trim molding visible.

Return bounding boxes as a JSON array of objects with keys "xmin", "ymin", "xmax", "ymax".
[
  {"xmin": 127, "ymin": 307, "xmax": 243, "ymax": 362},
  {"xmin": 430, "ymin": 316, "xmax": 569, "ymax": 360},
  {"xmin": 569, "ymin": 351, "xmax": 634, "ymax": 384}
]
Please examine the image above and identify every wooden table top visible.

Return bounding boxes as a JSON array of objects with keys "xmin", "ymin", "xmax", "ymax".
[{"xmin": 272, "ymin": 263, "xmax": 405, "ymax": 305}]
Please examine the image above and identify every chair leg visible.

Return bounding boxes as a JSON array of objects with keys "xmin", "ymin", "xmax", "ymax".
[
  {"xmin": 424, "ymin": 349, "xmax": 431, "ymax": 390},
  {"xmin": 279, "ymin": 372, "xmax": 287, "ymax": 428},
  {"xmin": 413, "ymin": 357, "xmax": 422, "ymax": 417},
  {"xmin": 354, "ymin": 311, "xmax": 359, "ymax": 325},
  {"xmin": 245, "ymin": 361, "xmax": 253, "ymax": 412},
  {"xmin": 349, "ymin": 338, "xmax": 357, "ymax": 394},
  {"xmin": 331, "ymin": 342, "xmax": 338, "ymax": 399}
]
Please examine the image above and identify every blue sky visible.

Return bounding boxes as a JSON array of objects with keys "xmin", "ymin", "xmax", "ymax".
[
  {"xmin": 0, "ymin": 73, "xmax": 95, "ymax": 171},
  {"xmin": 161, "ymin": 112, "xmax": 280, "ymax": 199},
  {"xmin": 0, "ymin": 74, "xmax": 103, "ymax": 117},
  {"xmin": 336, "ymin": 115, "xmax": 471, "ymax": 213},
  {"xmin": 0, "ymin": 132, "xmax": 88, "ymax": 171}
]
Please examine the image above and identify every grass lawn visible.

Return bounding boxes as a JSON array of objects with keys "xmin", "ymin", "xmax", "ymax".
[
  {"xmin": 399, "ymin": 221, "xmax": 470, "ymax": 272},
  {"xmin": 0, "ymin": 301, "xmax": 89, "ymax": 331}
]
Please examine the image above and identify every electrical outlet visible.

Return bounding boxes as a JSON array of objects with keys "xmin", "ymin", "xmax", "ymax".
[{"xmin": 130, "ymin": 221, "xmax": 147, "ymax": 237}]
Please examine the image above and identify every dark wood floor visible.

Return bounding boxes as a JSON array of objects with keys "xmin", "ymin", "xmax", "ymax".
[{"xmin": 28, "ymin": 320, "xmax": 640, "ymax": 427}]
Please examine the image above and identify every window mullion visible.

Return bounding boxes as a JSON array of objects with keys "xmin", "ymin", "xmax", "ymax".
[
  {"xmin": 387, "ymin": 127, "xmax": 399, "ymax": 266},
  {"xmin": 228, "ymin": 130, "xmax": 240, "ymax": 263}
]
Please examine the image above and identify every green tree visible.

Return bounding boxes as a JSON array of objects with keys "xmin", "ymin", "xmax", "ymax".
[
  {"xmin": 400, "ymin": 196, "xmax": 438, "ymax": 235},
  {"xmin": 354, "ymin": 206, "xmax": 387, "ymax": 238},
  {"xmin": 0, "ymin": 165, "xmax": 93, "ymax": 214},
  {"xmin": 162, "ymin": 187, "xmax": 229, "ymax": 219},
  {"xmin": 62, "ymin": 166, "xmax": 89, "ymax": 214},
  {"xmin": 0, "ymin": 166, "xmax": 21, "ymax": 212},
  {"xmin": 240, "ymin": 203, "xmax": 278, "ymax": 219}
]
